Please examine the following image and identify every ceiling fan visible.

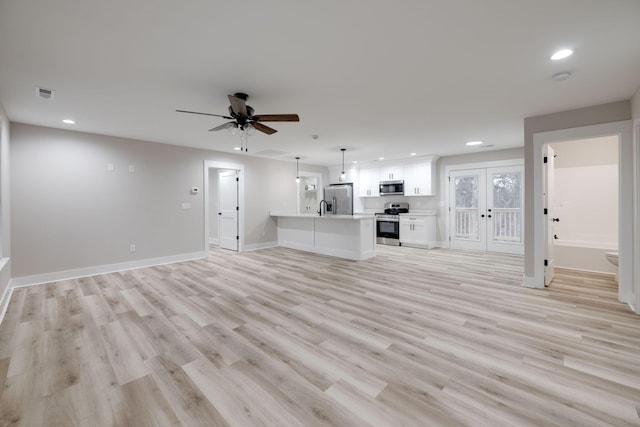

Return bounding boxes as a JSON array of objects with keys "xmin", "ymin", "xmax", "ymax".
[{"xmin": 176, "ymin": 92, "xmax": 300, "ymax": 135}]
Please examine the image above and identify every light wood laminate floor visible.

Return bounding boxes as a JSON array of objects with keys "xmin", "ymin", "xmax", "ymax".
[{"xmin": 1, "ymin": 245, "xmax": 639, "ymax": 426}]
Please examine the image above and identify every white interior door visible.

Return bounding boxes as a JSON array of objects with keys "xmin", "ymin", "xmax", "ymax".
[
  {"xmin": 544, "ymin": 146, "xmax": 555, "ymax": 285},
  {"xmin": 450, "ymin": 165, "xmax": 523, "ymax": 254},
  {"xmin": 218, "ymin": 170, "xmax": 238, "ymax": 251}
]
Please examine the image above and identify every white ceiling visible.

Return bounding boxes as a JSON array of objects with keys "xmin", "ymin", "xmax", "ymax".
[{"xmin": 1, "ymin": 0, "xmax": 639, "ymax": 167}]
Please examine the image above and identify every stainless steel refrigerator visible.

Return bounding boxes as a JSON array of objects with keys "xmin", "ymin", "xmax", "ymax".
[{"xmin": 323, "ymin": 184, "xmax": 353, "ymax": 215}]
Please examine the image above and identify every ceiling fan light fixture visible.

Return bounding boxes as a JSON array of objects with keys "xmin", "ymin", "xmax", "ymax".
[
  {"xmin": 295, "ymin": 156, "xmax": 300, "ymax": 183},
  {"xmin": 340, "ymin": 148, "xmax": 347, "ymax": 180},
  {"xmin": 227, "ymin": 122, "xmax": 239, "ymax": 136},
  {"xmin": 466, "ymin": 140, "xmax": 484, "ymax": 146},
  {"xmin": 245, "ymin": 124, "xmax": 257, "ymax": 136}
]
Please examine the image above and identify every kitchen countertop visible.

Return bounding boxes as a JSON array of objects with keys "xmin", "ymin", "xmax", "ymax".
[
  {"xmin": 399, "ymin": 210, "xmax": 437, "ymax": 216},
  {"xmin": 270, "ymin": 212, "xmax": 375, "ymax": 220}
]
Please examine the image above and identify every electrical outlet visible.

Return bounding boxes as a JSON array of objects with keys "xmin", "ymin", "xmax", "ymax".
[
  {"xmin": 129, "ymin": 244, "xmax": 136, "ymax": 252},
  {"xmin": 129, "ymin": 164, "xmax": 135, "ymax": 173},
  {"xmin": 181, "ymin": 202, "xmax": 191, "ymax": 210},
  {"xmin": 107, "ymin": 163, "xmax": 115, "ymax": 172}
]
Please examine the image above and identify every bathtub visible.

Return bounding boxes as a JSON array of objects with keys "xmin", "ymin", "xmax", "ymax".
[{"xmin": 553, "ymin": 240, "xmax": 617, "ymax": 275}]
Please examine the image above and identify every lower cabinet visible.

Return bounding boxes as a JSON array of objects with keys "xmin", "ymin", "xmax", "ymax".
[{"xmin": 399, "ymin": 215, "xmax": 437, "ymax": 248}]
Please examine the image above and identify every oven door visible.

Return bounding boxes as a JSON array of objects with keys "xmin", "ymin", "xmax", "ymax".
[{"xmin": 376, "ymin": 217, "xmax": 400, "ymax": 244}]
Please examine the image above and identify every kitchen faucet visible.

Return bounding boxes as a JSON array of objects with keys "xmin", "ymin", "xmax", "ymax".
[{"xmin": 318, "ymin": 199, "xmax": 328, "ymax": 216}]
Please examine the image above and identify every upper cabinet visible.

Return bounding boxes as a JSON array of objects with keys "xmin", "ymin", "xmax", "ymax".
[
  {"xmin": 354, "ymin": 156, "xmax": 438, "ymax": 198},
  {"xmin": 379, "ymin": 164, "xmax": 403, "ymax": 181},
  {"xmin": 404, "ymin": 160, "xmax": 436, "ymax": 196},
  {"xmin": 358, "ymin": 167, "xmax": 380, "ymax": 197}
]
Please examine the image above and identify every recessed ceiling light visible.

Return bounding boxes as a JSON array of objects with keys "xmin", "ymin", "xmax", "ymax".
[
  {"xmin": 233, "ymin": 146, "xmax": 241, "ymax": 151},
  {"xmin": 352, "ymin": 160, "xmax": 358, "ymax": 164},
  {"xmin": 62, "ymin": 119, "xmax": 76, "ymax": 124},
  {"xmin": 410, "ymin": 152, "xmax": 417, "ymax": 156},
  {"xmin": 379, "ymin": 157, "xmax": 385, "ymax": 160},
  {"xmin": 465, "ymin": 140, "xmax": 483, "ymax": 146},
  {"xmin": 551, "ymin": 49, "xmax": 573, "ymax": 60}
]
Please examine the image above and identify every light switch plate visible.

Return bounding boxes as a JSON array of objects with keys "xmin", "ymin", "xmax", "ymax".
[{"xmin": 181, "ymin": 202, "xmax": 191, "ymax": 210}]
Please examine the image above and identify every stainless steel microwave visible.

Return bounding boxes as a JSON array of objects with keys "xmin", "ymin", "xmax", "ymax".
[{"xmin": 379, "ymin": 180, "xmax": 404, "ymax": 196}]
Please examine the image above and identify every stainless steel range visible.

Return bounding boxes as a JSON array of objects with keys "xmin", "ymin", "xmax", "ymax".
[{"xmin": 375, "ymin": 202, "xmax": 409, "ymax": 246}]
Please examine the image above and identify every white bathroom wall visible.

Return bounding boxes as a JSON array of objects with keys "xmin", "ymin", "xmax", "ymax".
[{"xmin": 551, "ymin": 135, "xmax": 618, "ymax": 274}]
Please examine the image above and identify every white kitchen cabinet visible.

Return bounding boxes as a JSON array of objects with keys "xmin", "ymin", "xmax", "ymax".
[
  {"xmin": 380, "ymin": 164, "xmax": 403, "ymax": 181},
  {"xmin": 403, "ymin": 161, "xmax": 436, "ymax": 196},
  {"xmin": 399, "ymin": 213, "xmax": 437, "ymax": 248},
  {"xmin": 358, "ymin": 167, "xmax": 380, "ymax": 197}
]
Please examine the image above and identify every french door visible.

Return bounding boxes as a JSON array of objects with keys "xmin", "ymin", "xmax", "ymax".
[{"xmin": 449, "ymin": 165, "xmax": 524, "ymax": 254}]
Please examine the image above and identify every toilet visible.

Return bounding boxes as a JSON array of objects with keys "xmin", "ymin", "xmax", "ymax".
[{"xmin": 605, "ymin": 251, "xmax": 618, "ymax": 282}]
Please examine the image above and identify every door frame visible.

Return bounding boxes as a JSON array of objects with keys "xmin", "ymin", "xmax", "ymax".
[
  {"xmin": 528, "ymin": 121, "xmax": 633, "ymax": 308},
  {"xmin": 203, "ymin": 160, "xmax": 245, "ymax": 253},
  {"xmin": 218, "ymin": 169, "xmax": 239, "ymax": 251},
  {"xmin": 296, "ymin": 171, "xmax": 323, "ymax": 215},
  {"xmin": 445, "ymin": 159, "xmax": 524, "ymax": 251}
]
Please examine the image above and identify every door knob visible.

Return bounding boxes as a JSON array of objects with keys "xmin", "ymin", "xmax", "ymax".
[
  {"xmin": 481, "ymin": 214, "xmax": 485, "ymax": 218},
  {"xmin": 552, "ymin": 218, "xmax": 560, "ymax": 222},
  {"xmin": 218, "ymin": 212, "xmax": 222, "ymax": 215},
  {"xmin": 487, "ymin": 209, "xmax": 492, "ymax": 212},
  {"xmin": 487, "ymin": 215, "xmax": 492, "ymax": 218},
  {"xmin": 554, "ymin": 234, "xmax": 559, "ymax": 239}
]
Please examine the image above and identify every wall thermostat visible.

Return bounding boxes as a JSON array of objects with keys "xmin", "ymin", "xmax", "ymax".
[{"xmin": 190, "ymin": 187, "xmax": 199, "ymax": 194}]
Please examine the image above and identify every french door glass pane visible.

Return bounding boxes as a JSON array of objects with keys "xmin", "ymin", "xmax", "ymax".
[
  {"xmin": 455, "ymin": 175, "xmax": 479, "ymax": 240},
  {"xmin": 492, "ymin": 172, "xmax": 522, "ymax": 243}
]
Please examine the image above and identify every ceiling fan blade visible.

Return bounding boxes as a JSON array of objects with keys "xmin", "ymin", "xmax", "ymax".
[
  {"xmin": 176, "ymin": 109, "xmax": 233, "ymax": 119},
  {"xmin": 252, "ymin": 114, "xmax": 300, "ymax": 122},
  {"xmin": 228, "ymin": 94, "xmax": 248, "ymax": 116},
  {"xmin": 209, "ymin": 122, "xmax": 235, "ymax": 132},
  {"xmin": 252, "ymin": 122, "xmax": 278, "ymax": 135}
]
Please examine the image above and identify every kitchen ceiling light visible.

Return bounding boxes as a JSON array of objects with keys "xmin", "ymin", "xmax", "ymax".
[
  {"xmin": 379, "ymin": 157, "xmax": 385, "ymax": 160},
  {"xmin": 466, "ymin": 140, "xmax": 483, "ymax": 146},
  {"xmin": 410, "ymin": 152, "xmax": 417, "ymax": 156},
  {"xmin": 551, "ymin": 49, "xmax": 573, "ymax": 60},
  {"xmin": 340, "ymin": 149, "xmax": 346, "ymax": 180},
  {"xmin": 295, "ymin": 156, "xmax": 300, "ymax": 183},
  {"xmin": 62, "ymin": 119, "xmax": 76, "ymax": 124},
  {"xmin": 233, "ymin": 146, "xmax": 241, "ymax": 151}
]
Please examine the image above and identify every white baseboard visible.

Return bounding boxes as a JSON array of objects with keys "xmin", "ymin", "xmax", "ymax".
[
  {"xmin": 244, "ymin": 241, "xmax": 278, "ymax": 252},
  {"xmin": 9, "ymin": 251, "xmax": 207, "ymax": 289},
  {"xmin": 209, "ymin": 237, "xmax": 219, "ymax": 245},
  {"xmin": 522, "ymin": 274, "xmax": 543, "ymax": 289}
]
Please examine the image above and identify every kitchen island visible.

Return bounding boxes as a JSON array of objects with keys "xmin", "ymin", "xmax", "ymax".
[{"xmin": 269, "ymin": 212, "xmax": 376, "ymax": 260}]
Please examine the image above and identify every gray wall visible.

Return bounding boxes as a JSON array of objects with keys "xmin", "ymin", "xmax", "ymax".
[
  {"xmin": 10, "ymin": 123, "xmax": 326, "ymax": 278},
  {"xmin": 523, "ymin": 101, "xmax": 631, "ymax": 279}
]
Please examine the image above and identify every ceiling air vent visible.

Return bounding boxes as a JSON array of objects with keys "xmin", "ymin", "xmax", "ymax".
[{"xmin": 34, "ymin": 86, "xmax": 55, "ymax": 99}]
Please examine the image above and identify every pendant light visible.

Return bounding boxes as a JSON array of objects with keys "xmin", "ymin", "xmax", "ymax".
[
  {"xmin": 340, "ymin": 148, "xmax": 346, "ymax": 181},
  {"xmin": 295, "ymin": 156, "xmax": 300, "ymax": 183}
]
